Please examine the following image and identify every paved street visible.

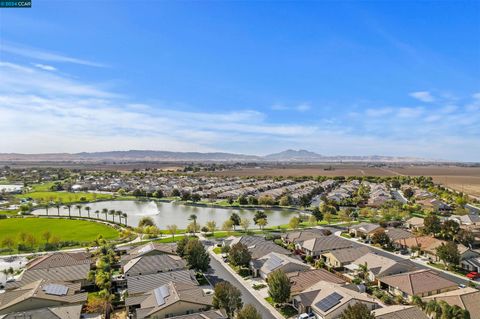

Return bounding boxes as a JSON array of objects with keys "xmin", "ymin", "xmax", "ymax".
[{"xmin": 207, "ymin": 254, "xmax": 276, "ymax": 319}]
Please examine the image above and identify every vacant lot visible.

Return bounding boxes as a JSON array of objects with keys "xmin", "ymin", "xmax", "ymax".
[
  {"xmin": 0, "ymin": 218, "xmax": 120, "ymax": 252},
  {"xmin": 210, "ymin": 164, "xmax": 395, "ymax": 177}
]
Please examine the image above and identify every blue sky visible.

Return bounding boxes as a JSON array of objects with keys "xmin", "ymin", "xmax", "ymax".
[{"xmin": 0, "ymin": 1, "xmax": 479, "ymax": 161}]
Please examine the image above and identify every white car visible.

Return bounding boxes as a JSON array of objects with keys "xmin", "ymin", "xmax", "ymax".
[{"xmin": 298, "ymin": 313, "xmax": 315, "ymax": 319}]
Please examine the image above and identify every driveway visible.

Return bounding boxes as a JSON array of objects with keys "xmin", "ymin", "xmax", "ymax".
[{"xmin": 207, "ymin": 254, "xmax": 277, "ymax": 319}]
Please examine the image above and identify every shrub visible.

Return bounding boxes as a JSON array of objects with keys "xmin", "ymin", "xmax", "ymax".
[{"xmin": 238, "ymin": 268, "xmax": 251, "ymax": 277}]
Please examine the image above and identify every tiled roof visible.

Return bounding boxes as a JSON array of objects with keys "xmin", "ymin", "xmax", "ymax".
[
  {"xmin": 282, "ymin": 229, "xmax": 331, "ymax": 243},
  {"xmin": 372, "ymin": 305, "xmax": 428, "ymax": 319},
  {"xmin": 124, "ymin": 254, "xmax": 187, "ymax": 276},
  {"xmin": 423, "ymin": 288, "xmax": 480, "ymax": 319},
  {"xmin": 134, "ymin": 281, "xmax": 212, "ymax": 319},
  {"xmin": 27, "ymin": 252, "xmax": 91, "ymax": 270},
  {"xmin": 7, "ymin": 263, "xmax": 91, "ymax": 289},
  {"xmin": 257, "ymin": 252, "xmax": 309, "ymax": 275},
  {"xmin": 352, "ymin": 253, "xmax": 416, "ymax": 277},
  {"xmin": 0, "ymin": 280, "xmax": 87, "ymax": 314},
  {"xmin": 287, "ymin": 269, "xmax": 345, "ymax": 296},
  {"xmin": 122, "ymin": 242, "xmax": 177, "ymax": 264},
  {"xmin": 384, "ymin": 228, "xmax": 414, "ymax": 242},
  {"xmin": 301, "ymin": 235, "xmax": 355, "ymax": 254},
  {"xmin": 322, "ymin": 246, "xmax": 371, "ymax": 264},
  {"xmin": 379, "ymin": 270, "xmax": 457, "ymax": 296},
  {"xmin": 228, "ymin": 236, "xmax": 291, "ymax": 259},
  {"xmin": 127, "ymin": 270, "xmax": 198, "ymax": 295},
  {"xmin": 167, "ymin": 310, "xmax": 227, "ymax": 319},
  {"xmin": 0, "ymin": 304, "xmax": 83, "ymax": 319}
]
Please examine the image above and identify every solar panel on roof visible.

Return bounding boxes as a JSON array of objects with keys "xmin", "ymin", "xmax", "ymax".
[
  {"xmin": 154, "ymin": 284, "xmax": 170, "ymax": 306},
  {"xmin": 315, "ymin": 292, "xmax": 343, "ymax": 312},
  {"xmin": 42, "ymin": 284, "xmax": 69, "ymax": 296}
]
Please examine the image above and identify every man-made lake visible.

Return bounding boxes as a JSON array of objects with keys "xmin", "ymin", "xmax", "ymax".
[{"xmin": 32, "ymin": 200, "xmax": 298, "ymax": 229}]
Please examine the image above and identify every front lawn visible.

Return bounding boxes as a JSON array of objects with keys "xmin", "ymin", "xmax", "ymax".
[
  {"xmin": 16, "ymin": 191, "xmax": 113, "ymax": 204},
  {"xmin": 265, "ymin": 297, "xmax": 298, "ymax": 318}
]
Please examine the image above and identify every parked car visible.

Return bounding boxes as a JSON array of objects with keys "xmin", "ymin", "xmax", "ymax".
[{"xmin": 466, "ymin": 272, "xmax": 480, "ymax": 279}]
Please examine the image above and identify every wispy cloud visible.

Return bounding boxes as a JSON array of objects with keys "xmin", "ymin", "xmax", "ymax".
[
  {"xmin": 271, "ymin": 103, "xmax": 311, "ymax": 112},
  {"xmin": 409, "ymin": 91, "xmax": 435, "ymax": 103},
  {"xmin": 1, "ymin": 43, "xmax": 106, "ymax": 68},
  {"xmin": 33, "ymin": 63, "xmax": 57, "ymax": 71},
  {"xmin": 0, "ymin": 61, "xmax": 479, "ymax": 161}
]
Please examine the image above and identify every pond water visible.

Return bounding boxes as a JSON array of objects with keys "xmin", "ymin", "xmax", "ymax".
[{"xmin": 32, "ymin": 200, "xmax": 298, "ymax": 229}]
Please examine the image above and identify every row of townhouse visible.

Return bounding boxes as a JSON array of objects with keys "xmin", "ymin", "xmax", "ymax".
[
  {"xmin": 366, "ymin": 182, "xmax": 392, "ymax": 207},
  {"xmin": 325, "ymin": 181, "xmax": 360, "ymax": 203}
]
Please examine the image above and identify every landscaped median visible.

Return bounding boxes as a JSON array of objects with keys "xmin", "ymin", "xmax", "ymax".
[{"xmin": 208, "ymin": 247, "xmax": 285, "ymax": 319}]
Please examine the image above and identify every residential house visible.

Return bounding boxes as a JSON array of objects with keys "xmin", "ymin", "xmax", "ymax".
[
  {"xmin": 250, "ymin": 252, "xmax": 310, "ymax": 279},
  {"xmin": 121, "ymin": 242, "xmax": 178, "ymax": 264},
  {"xmin": 123, "ymin": 254, "xmax": 187, "ymax": 277},
  {"xmin": 417, "ymin": 199, "xmax": 452, "ymax": 214},
  {"xmin": 404, "ymin": 217, "xmax": 424, "ymax": 231},
  {"xmin": 282, "ymin": 229, "xmax": 331, "ymax": 245},
  {"xmin": 0, "ymin": 280, "xmax": 87, "ymax": 315},
  {"xmin": 167, "ymin": 310, "xmax": 227, "ymax": 319},
  {"xmin": 321, "ymin": 246, "xmax": 371, "ymax": 269},
  {"xmin": 346, "ymin": 253, "xmax": 417, "ymax": 283},
  {"xmin": 297, "ymin": 235, "xmax": 355, "ymax": 258},
  {"xmin": 383, "ymin": 228, "xmax": 414, "ymax": 242},
  {"xmin": 449, "ymin": 213, "xmax": 480, "ymax": 226},
  {"xmin": 293, "ymin": 281, "xmax": 378, "ymax": 319},
  {"xmin": 423, "ymin": 287, "xmax": 480, "ymax": 319},
  {"xmin": 349, "ymin": 223, "xmax": 383, "ymax": 239},
  {"xmin": 127, "ymin": 281, "xmax": 212, "ymax": 319},
  {"xmin": 379, "ymin": 269, "xmax": 458, "ymax": 301},
  {"xmin": 287, "ymin": 269, "xmax": 345, "ymax": 299},
  {"xmin": 6, "ymin": 252, "xmax": 92, "ymax": 290},
  {"xmin": 223, "ymin": 236, "xmax": 291, "ymax": 260},
  {"xmin": 0, "ymin": 304, "xmax": 83, "ymax": 319},
  {"xmin": 126, "ymin": 270, "xmax": 199, "ymax": 296},
  {"xmin": 372, "ymin": 305, "xmax": 428, "ymax": 319},
  {"xmin": 393, "ymin": 236, "xmax": 446, "ymax": 261}
]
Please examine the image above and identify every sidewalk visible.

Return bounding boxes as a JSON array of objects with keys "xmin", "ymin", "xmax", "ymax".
[{"xmin": 208, "ymin": 247, "xmax": 284, "ymax": 319}]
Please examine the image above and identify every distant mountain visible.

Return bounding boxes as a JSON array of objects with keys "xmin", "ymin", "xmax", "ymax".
[
  {"xmin": 0, "ymin": 149, "xmax": 432, "ymax": 163},
  {"xmin": 264, "ymin": 149, "xmax": 324, "ymax": 161}
]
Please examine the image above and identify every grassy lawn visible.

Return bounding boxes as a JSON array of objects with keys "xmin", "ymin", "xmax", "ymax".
[
  {"xmin": 30, "ymin": 182, "xmax": 57, "ymax": 192},
  {"xmin": 0, "ymin": 218, "xmax": 120, "ymax": 253},
  {"xmin": 0, "ymin": 210, "xmax": 19, "ymax": 216},
  {"xmin": 205, "ymin": 231, "xmax": 245, "ymax": 238},
  {"xmin": 213, "ymin": 247, "xmax": 222, "ymax": 254},
  {"xmin": 154, "ymin": 235, "xmax": 186, "ymax": 243},
  {"xmin": 265, "ymin": 297, "xmax": 298, "ymax": 318},
  {"xmin": 16, "ymin": 191, "xmax": 113, "ymax": 203}
]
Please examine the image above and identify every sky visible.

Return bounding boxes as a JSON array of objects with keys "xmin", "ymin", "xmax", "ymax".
[{"xmin": 0, "ymin": 1, "xmax": 479, "ymax": 161}]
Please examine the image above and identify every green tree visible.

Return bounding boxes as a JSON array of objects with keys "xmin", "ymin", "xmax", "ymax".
[
  {"xmin": 311, "ymin": 207, "xmax": 323, "ymax": 222},
  {"xmin": 138, "ymin": 216, "xmax": 155, "ymax": 228},
  {"xmin": 206, "ymin": 220, "xmax": 217, "ymax": 235},
  {"xmin": 228, "ymin": 243, "xmax": 251, "ymax": 267},
  {"xmin": 403, "ymin": 188, "xmax": 414, "ymax": 199},
  {"xmin": 230, "ymin": 213, "xmax": 241, "ymax": 230},
  {"xmin": 176, "ymin": 237, "xmax": 189, "ymax": 257},
  {"xmin": 222, "ymin": 219, "xmax": 234, "ymax": 233},
  {"xmin": 436, "ymin": 241, "xmax": 460, "ymax": 268},
  {"xmin": 85, "ymin": 206, "xmax": 91, "ymax": 218},
  {"xmin": 253, "ymin": 211, "xmax": 267, "ymax": 224},
  {"xmin": 75, "ymin": 204, "xmax": 82, "ymax": 217},
  {"xmin": 237, "ymin": 195, "xmax": 248, "ymax": 205},
  {"xmin": 371, "ymin": 230, "xmax": 391, "ymax": 248},
  {"xmin": 213, "ymin": 281, "xmax": 243, "ymax": 318},
  {"xmin": 189, "ymin": 214, "xmax": 198, "ymax": 234},
  {"xmin": 64, "ymin": 204, "xmax": 72, "ymax": 218},
  {"xmin": 267, "ymin": 270, "xmax": 291, "ymax": 304},
  {"xmin": 340, "ymin": 303, "xmax": 374, "ymax": 319},
  {"xmin": 240, "ymin": 218, "xmax": 250, "ymax": 232},
  {"xmin": 1, "ymin": 237, "xmax": 15, "ymax": 252},
  {"xmin": 237, "ymin": 304, "xmax": 262, "ymax": 319},
  {"xmin": 288, "ymin": 216, "xmax": 300, "ymax": 230},
  {"xmin": 279, "ymin": 195, "xmax": 292, "ymax": 207},
  {"xmin": 457, "ymin": 229, "xmax": 474, "ymax": 247},
  {"xmin": 440, "ymin": 220, "xmax": 460, "ymax": 241},
  {"xmin": 257, "ymin": 218, "xmax": 267, "ymax": 230},
  {"xmin": 424, "ymin": 214, "xmax": 441, "ymax": 235},
  {"xmin": 185, "ymin": 238, "xmax": 210, "ymax": 272}
]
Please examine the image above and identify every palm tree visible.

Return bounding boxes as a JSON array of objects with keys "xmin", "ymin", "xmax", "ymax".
[
  {"xmin": 116, "ymin": 210, "xmax": 122, "ymax": 224},
  {"xmin": 75, "ymin": 204, "xmax": 82, "ymax": 217},
  {"xmin": 109, "ymin": 209, "xmax": 115, "ymax": 222},
  {"xmin": 45, "ymin": 202, "xmax": 50, "ymax": 216},
  {"xmin": 189, "ymin": 214, "xmax": 197, "ymax": 234},
  {"xmin": 85, "ymin": 206, "xmax": 91, "ymax": 218},
  {"xmin": 102, "ymin": 208, "xmax": 108, "ymax": 220},
  {"xmin": 358, "ymin": 262, "xmax": 369, "ymax": 284},
  {"xmin": 411, "ymin": 295, "xmax": 424, "ymax": 310},
  {"xmin": 95, "ymin": 210, "xmax": 100, "ymax": 219},
  {"xmin": 55, "ymin": 202, "xmax": 62, "ymax": 216},
  {"xmin": 425, "ymin": 300, "xmax": 442, "ymax": 319},
  {"xmin": 64, "ymin": 204, "xmax": 72, "ymax": 218},
  {"xmin": 122, "ymin": 212, "xmax": 128, "ymax": 226}
]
